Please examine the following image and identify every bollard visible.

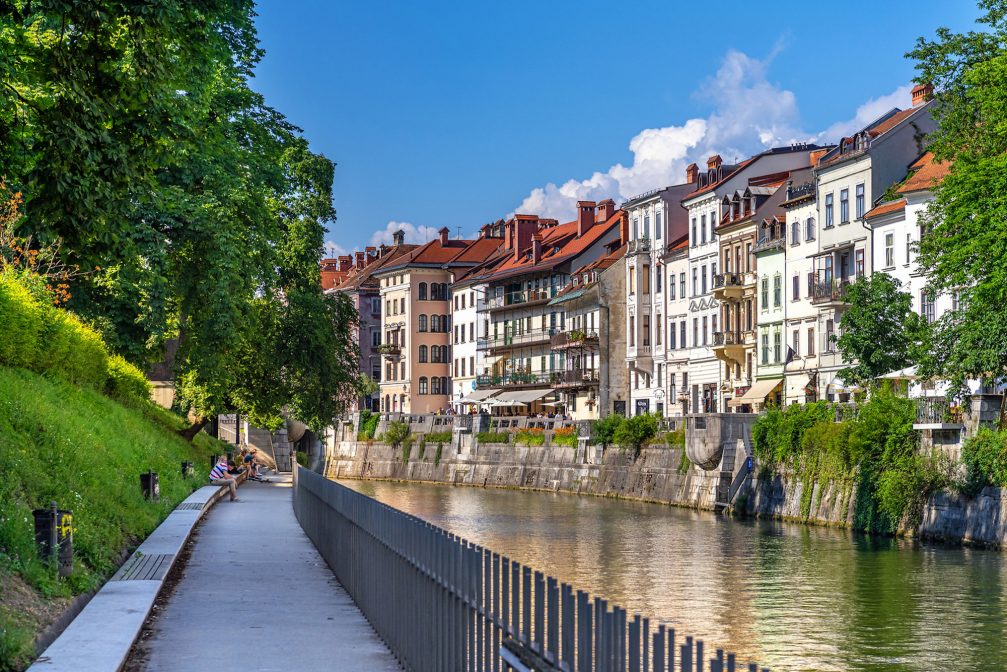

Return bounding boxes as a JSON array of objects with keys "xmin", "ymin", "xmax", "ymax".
[
  {"xmin": 33, "ymin": 501, "xmax": 73, "ymax": 577},
  {"xmin": 140, "ymin": 470, "xmax": 160, "ymax": 501},
  {"xmin": 181, "ymin": 461, "xmax": 194, "ymax": 478}
]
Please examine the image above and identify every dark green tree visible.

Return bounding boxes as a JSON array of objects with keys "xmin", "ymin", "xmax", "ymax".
[
  {"xmin": 834, "ymin": 274, "xmax": 927, "ymax": 387},
  {"xmin": 908, "ymin": 0, "xmax": 1007, "ymax": 395}
]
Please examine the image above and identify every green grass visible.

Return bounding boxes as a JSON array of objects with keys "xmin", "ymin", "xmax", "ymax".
[{"xmin": 0, "ymin": 367, "xmax": 227, "ymax": 671}]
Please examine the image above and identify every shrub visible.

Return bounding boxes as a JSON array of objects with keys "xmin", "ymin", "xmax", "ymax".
[
  {"xmin": 961, "ymin": 427, "xmax": 1007, "ymax": 495},
  {"xmin": 37, "ymin": 309, "xmax": 109, "ymax": 388},
  {"xmin": 667, "ymin": 427, "xmax": 685, "ymax": 448},
  {"xmin": 591, "ymin": 413, "xmax": 625, "ymax": 447},
  {"xmin": 0, "ymin": 275, "xmax": 43, "ymax": 368},
  {"xmin": 425, "ymin": 431, "xmax": 452, "ymax": 444},
  {"xmin": 515, "ymin": 427, "xmax": 545, "ymax": 446},
  {"xmin": 434, "ymin": 442, "xmax": 443, "ymax": 466},
  {"xmin": 359, "ymin": 410, "xmax": 379, "ymax": 439},
  {"xmin": 551, "ymin": 425, "xmax": 578, "ymax": 448},
  {"xmin": 105, "ymin": 354, "xmax": 151, "ymax": 403},
  {"xmin": 476, "ymin": 431, "xmax": 510, "ymax": 444},
  {"xmin": 613, "ymin": 413, "xmax": 659, "ymax": 455},
  {"xmin": 382, "ymin": 420, "xmax": 410, "ymax": 449},
  {"xmin": 677, "ymin": 449, "xmax": 692, "ymax": 474}
]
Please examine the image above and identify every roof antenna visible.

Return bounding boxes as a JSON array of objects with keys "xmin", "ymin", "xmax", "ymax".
[{"xmin": 456, "ymin": 226, "xmax": 462, "ymax": 240}]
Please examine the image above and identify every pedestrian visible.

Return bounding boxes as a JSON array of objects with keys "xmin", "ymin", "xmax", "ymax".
[{"xmin": 209, "ymin": 457, "xmax": 240, "ymax": 502}]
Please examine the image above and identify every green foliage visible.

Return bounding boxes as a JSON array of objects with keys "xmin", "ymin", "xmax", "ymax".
[
  {"xmin": 514, "ymin": 428, "xmax": 545, "ymax": 447},
  {"xmin": 676, "ymin": 449, "xmax": 692, "ymax": 474},
  {"xmin": 476, "ymin": 431, "xmax": 511, "ymax": 444},
  {"xmin": 591, "ymin": 413, "xmax": 625, "ymax": 448},
  {"xmin": 382, "ymin": 421, "xmax": 410, "ymax": 449},
  {"xmin": 961, "ymin": 427, "xmax": 1007, "ymax": 495},
  {"xmin": 835, "ymin": 275, "xmax": 928, "ymax": 387},
  {"xmin": 425, "ymin": 431, "xmax": 453, "ymax": 444},
  {"xmin": 359, "ymin": 410, "xmax": 379, "ymax": 440},
  {"xmin": 907, "ymin": 2, "xmax": 1007, "ymax": 395},
  {"xmin": 551, "ymin": 426, "xmax": 578, "ymax": 448},
  {"xmin": 105, "ymin": 355, "xmax": 152, "ymax": 404},
  {"xmin": 434, "ymin": 443, "xmax": 443, "ymax": 466},
  {"xmin": 0, "ymin": 367, "xmax": 222, "ymax": 604},
  {"xmin": 38, "ymin": 309, "xmax": 109, "ymax": 389},
  {"xmin": 296, "ymin": 451, "xmax": 308, "ymax": 467},
  {"xmin": 0, "ymin": 275, "xmax": 43, "ymax": 369},
  {"xmin": 613, "ymin": 413, "xmax": 659, "ymax": 454},
  {"xmin": 0, "ymin": 607, "xmax": 33, "ymax": 672},
  {"xmin": 667, "ymin": 427, "xmax": 686, "ymax": 448}
]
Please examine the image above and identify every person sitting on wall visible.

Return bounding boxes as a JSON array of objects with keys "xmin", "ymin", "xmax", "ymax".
[
  {"xmin": 209, "ymin": 457, "xmax": 240, "ymax": 502},
  {"xmin": 243, "ymin": 448, "xmax": 268, "ymax": 482}
]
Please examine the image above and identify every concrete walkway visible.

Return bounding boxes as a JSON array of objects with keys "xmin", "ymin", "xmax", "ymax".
[{"xmin": 136, "ymin": 475, "xmax": 400, "ymax": 672}]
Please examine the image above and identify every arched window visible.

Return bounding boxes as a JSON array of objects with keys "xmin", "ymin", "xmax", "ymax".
[
  {"xmin": 383, "ymin": 394, "xmax": 390, "ymax": 411},
  {"xmin": 431, "ymin": 377, "xmax": 441, "ymax": 394},
  {"xmin": 805, "ymin": 217, "xmax": 815, "ymax": 242},
  {"xmin": 440, "ymin": 377, "xmax": 449, "ymax": 395},
  {"xmin": 418, "ymin": 282, "xmax": 428, "ymax": 300},
  {"xmin": 419, "ymin": 377, "xmax": 428, "ymax": 394},
  {"xmin": 441, "ymin": 283, "xmax": 449, "ymax": 300},
  {"xmin": 400, "ymin": 394, "xmax": 406, "ymax": 410},
  {"xmin": 430, "ymin": 315, "xmax": 440, "ymax": 332},
  {"xmin": 440, "ymin": 345, "xmax": 449, "ymax": 362},
  {"xmin": 441, "ymin": 315, "xmax": 450, "ymax": 332},
  {"xmin": 430, "ymin": 283, "xmax": 440, "ymax": 300},
  {"xmin": 418, "ymin": 345, "xmax": 428, "ymax": 363},
  {"xmin": 431, "ymin": 346, "xmax": 440, "ymax": 363},
  {"xmin": 418, "ymin": 315, "xmax": 428, "ymax": 332}
]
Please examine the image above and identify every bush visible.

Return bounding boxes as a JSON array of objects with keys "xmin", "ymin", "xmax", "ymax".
[
  {"xmin": 37, "ymin": 309, "xmax": 108, "ymax": 388},
  {"xmin": 381, "ymin": 420, "xmax": 410, "ymax": 449},
  {"xmin": 0, "ymin": 275, "xmax": 43, "ymax": 369},
  {"xmin": 358, "ymin": 410, "xmax": 379, "ymax": 440},
  {"xmin": 591, "ymin": 413, "xmax": 625, "ymax": 447},
  {"xmin": 425, "ymin": 431, "xmax": 452, "ymax": 444},
  {"xmin": 551, "ymin": 425, "xmax": 578, "ymax": 448},
  {"xmin": 105, "ymin": 354, "xmax": 151, "ymax": 403},
  {"xmin": 961, "ymin": 427, "xmax": 1007, "ymax": 495},
  {"xmin": 515, "ymin": 428, "xmax": 545, "ymax": 446},
  {"xmin": 613, "ymin": 413, "xmax": 658, "ymax": 454},
  {"xmin": 667, "ymin": 426, "xmax": 685, "ymax": 448},
  {"xmin": 476, "ymin": 431, "xmax": 510, "ymax": 444}
]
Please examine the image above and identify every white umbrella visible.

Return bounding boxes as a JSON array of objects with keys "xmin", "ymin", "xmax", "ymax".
[{"xmin": 878, "ymin": 366, "xmax": 919, "ymax": 380}]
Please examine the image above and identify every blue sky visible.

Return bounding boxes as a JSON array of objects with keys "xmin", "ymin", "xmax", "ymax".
[{"xmin": 251, "ymin": 0, "xmax": 981, "ymax": 256}]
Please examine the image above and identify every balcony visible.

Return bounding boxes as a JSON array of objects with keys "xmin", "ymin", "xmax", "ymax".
[
  {"xmin": 476, "ymin": 371, "xmax": 558, "ymax": 389},
  {"xmin": 554, "ymin": 368, "xmax": 600, "ymax": 388},
  {"xmin": 627, "ymin": 238, "xmax": 652, "ymax": 255},
  {"xmin": 712, "ymin": 330, "xmax": 753, "ymax": 363},
  {"xmin": 477, "ymin": 327, "xmax": 558, "ymax": 353},
  {"xmin": 477, "ymin": 288, "xmax": 557, "ymax": 313},
  {"xmin": 376, "ymin": 343, "xmax": 402, "ymax": 359},
  {"xmin": 712, "ymin": 272, "xmax": 754, "ymax": 301},
  {"xmin": 754, "ymin": 236, "xmax": 785, "ymax": 253},
  {"xmin": 551, "ymin": 329, "xmax": 600, "ymax": 350},
  {"xmin": 913, "ymin": 398, "xmax": 965, "ymax": 430},
  {"xmin": 786, "ymin": 182, "xmax": 815, "ymax": 202},
  {"xmin": 811, "ymin": 278, "xmax": 852, "ymax": 305}
]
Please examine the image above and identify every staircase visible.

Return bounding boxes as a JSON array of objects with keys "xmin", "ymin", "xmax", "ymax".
[{"xmin": 715, "ymin": 439, "xmax": 752, "ymax": 512}]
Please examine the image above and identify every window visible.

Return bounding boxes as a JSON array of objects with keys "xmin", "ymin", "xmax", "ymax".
[
  {"xmin": 656, "ymin": 211, "xmax": 663, "ymax": 240},
  {"xmin": 441, "ymin": 345, "xmax": 450, "ymax": 362},
  {"xmin": 773, "ymin": 274, "xmax": 782, "ymax": 307},
  {"xmin": 840, "ymin": 189, "xmax": 849, "ymax": 223},
  {"xmin": 431, "ymin": 377, "xmax": 441, "ymax": 395},
  {"xmin": 418, "ymin": 315, "xmax": 428, "ymax": 332},
  {"xmin": 692, "ymin": 268, "xmax": 698, "ymax": 297},
  {"xmin": 825, "ymin": 193, "xmax": 834, "ymax": 227},
  {"xmin": 885, "ymin": 233, "xmax": 894, "ymax": 267},
  {"xmin": 906, "ymin": 233, "xmax": 912, "ymax": 264},
  {"xmin": 669, "ymin": 321, "xmax": 677, "ymax": 349},
  {"xmin": 680, "ymin": 322, "xmax": 686, "ymax": 349},
  {"xmin": 430, "ymin": 346, "xmax": 440, "ymax": 363},
  {"xmin": 454, "ymin": 359, "xmax": 459, "ymax": 377},
  {"xmin": 701, "ymin": 214, "xmax": 707, "ymax": 244},
  {"xmin": 825, "ymin": 319, "xmax": 835, "ymax": 352},
  {"xmin": 921, "ymin": 290, "xmax": 936, "ymax": 323},
  {"xmin": 399, "ymin": 297, "xmax": 405, "ymax": 313},
  {"xmin": 691, "ymin": 218, "xmax": 697, "ymax": 247},
  {"xmin": 429, "ymin": 315, "xmax": 439, "ymax": 332},
  {"xmin": 792, "ymin": 275, "xmax": 800, "ymax": 301},
  {"xmin": 761, "ymin": 277, "xmax": 769, "ymax": 308},
  {"xmin": 670, "ymin": 374, "xmax": 677, "ymax": 403},
  {"xmin": 807, "ymin": 328, "xmax": 815, "ymax": 356},
  {"xmin": 419, "ymin": 377, "xmax": 428, "ymax": 394},
  {"xmin": 371, "ymin": 330, "xmax": 380, "ymax": 347},
  {"xmin": 469, "ymin": 356, "xmax": 474, "ymax": 374},
  {"xmin": 679, "ymin": 273, "xmax": 686, "ymax": 299},
  {"xmin": 807, "ymin": 272, "xmax": 814, "ymax": 297},
  {"xmin": 806, "ymin": 217, "xmax": 815, "ymax": 241},
  {"xmin": 643, "ymin": 214, "xmax": 650, "ymax": 239},
  {"xmin": 855, "ymin": 249, "xmax": 865, "ymax": 277},
  {"xmin": 668, "ymin": 273, "xmax": 675, "ymax": 299},
  {"xmin": 774, "ymin": 330, "xmax": 782, "ymax": 363},
  {"xmin": 629, "ymin": 316, "xmax": 635, "ymax": 347},
  {"xmin": 372, "ymin": 298, "xmax": 380, "ymax": 313},
  {"xmin": 655, "ymin": 314, "xmax": 662, "ymax": 346},
  {"xmin": 656, "ymin": 266, "xmax": 662, "ymax": 294},
  {"xmin": 761, "ymin": 332, "xmax": 769, "ymax": 364},
  {"xmin": 702, "ymin": 316, "xmax": 708, "ymax": 345},
  {"xmin": 643, "ymin": 315, "xmax": 650, "ymax": 346},
  {"xmin": 791, "ymin": 220, "xmax": 800, "ymax": 245},
  {"xmin": 642, "ymin": 264, "xmax": 651, "ymax": 294},
  {"xmin": 693, "ymin": 318, "xmax": 698, "ymax": 348},
  {"xmin": 854, "ymin": 183, "xmax": 865, "ymax": 219},
  {"xmin": 701, "ymin": 265, "xmax": 707, "ymax": 294},
  {"xmin": 745, "ymin": 242, "xmax": 753, "ymax": 271},
  {"xmin": 469, "ymin": 323, "xmax": 474, "ymax": 341},
  {"xmin": 418, "ymin": 282, "xmax": 428, "ymax": 300},
  {"xmin": 792, "ymin": 329, "xmax": 800, "ymax": 357},
  {"xmin": 419, "ymin": 345, "xmax": 428, "ymax": 363}
]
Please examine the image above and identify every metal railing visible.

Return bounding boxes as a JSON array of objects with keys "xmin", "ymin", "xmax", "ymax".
[
  {"xmin": 554, "ymin": 368, "xmax": 600, "ymax": 387},
  {"xmin": 551, "ymin": 330, "xmax": 600, "ymax": 350},
  {"xmin": 293, "ymin": 467, "xmax": 767, "ymax": 672},
  {"xmin": 627, "ymin": 238, "xmax": 651, "ymax": 255},
  {"xmin": 478, "ymin": 288, "xmax": 557, "ymax": 312},
  {"xmin": 915, "ymin": 398, "xmax": 964, "ymax": 425},
  {"xmin": 811, "ymin": 278, "xmax": 851, "ymax": 304},
  {"xmin": 478, "ymin": 328, "xmax": 558, "ymax": 351},
  {"xmin": 477, "ymin": 371, "xmax": 557, "ymax": 387},
  {"xmin": 377, "ymin": 343, "xmax": 402, "ymax": 357},
  {"xmin": 753, "ymin": 236, "xmax": 785, "ymax": 253}
]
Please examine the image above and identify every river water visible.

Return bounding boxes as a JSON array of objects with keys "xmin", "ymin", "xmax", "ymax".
[{"xmin": 339, "ymin": 479, "xmax": 1007, "ymax": 671}]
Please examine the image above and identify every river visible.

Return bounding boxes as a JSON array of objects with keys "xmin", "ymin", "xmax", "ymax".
[{"xmin": 338, "ymin": 479, "xmax": 1007, "ymax": 671}]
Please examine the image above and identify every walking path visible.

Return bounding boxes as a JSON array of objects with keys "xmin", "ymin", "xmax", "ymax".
[{"xmin": 132, "ymin": 474, "xmax": 400, "ymax": 672}]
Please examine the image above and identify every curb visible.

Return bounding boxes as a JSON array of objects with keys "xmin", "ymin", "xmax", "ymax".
[{"xmin": 27, "ymin": 478, "xmax": 242, "ymax": 672}]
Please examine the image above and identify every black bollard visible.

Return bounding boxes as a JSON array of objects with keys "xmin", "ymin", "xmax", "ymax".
[
  {"xmin": 33, "ymin": 501, "xmax": 73, "ymax": 577},
  {"xmin": 181, "ymin": 461, "xmax": 194, "ymax": 478},
  {"xmin": 140, "ymin": 470, "xmax": 160, "ymax": 501}
]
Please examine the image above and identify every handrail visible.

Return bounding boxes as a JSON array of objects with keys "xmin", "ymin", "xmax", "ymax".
[{"xmin": 293, "ymin": 467, "xmax": 765, "ymax": 672}]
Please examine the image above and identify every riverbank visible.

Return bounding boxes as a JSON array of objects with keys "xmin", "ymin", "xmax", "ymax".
[{"xmin": 322, "ymin": 440, "xmax": 1007, "ymax": 548}]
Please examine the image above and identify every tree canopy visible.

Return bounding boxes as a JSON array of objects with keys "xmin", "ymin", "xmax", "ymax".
[
  {"xmin": 909, "ymin": 0, "xmax": 1007, "ymax": 396},
  {"xmin": 0, "ymin": 1, "xmax": 361, "ymax": 434}
]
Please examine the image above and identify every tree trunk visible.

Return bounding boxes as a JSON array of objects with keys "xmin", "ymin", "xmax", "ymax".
[{"xmin": 179, "ymin": 417, "xmax": 209, "ymax": 442}]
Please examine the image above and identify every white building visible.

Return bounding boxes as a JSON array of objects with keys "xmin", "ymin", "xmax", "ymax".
[{"xmin": 663, "ymin": 239, "xmax": 691, "ymax": 416}]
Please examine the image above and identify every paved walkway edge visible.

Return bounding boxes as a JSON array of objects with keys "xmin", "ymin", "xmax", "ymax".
[{"xmin": 27, "ymin": 481, "xmax": 239, "ymax": 672}]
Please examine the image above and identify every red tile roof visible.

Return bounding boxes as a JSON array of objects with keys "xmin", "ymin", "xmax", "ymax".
[
  {"xmin": 898, "ymin": 152, "xmax": 951, "ymax": 194},
  {"xmin": 863, "ymin": 198, "xmax": 907, "ymax": 220}
]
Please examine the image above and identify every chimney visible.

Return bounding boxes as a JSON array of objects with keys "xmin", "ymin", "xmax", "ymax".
[
  {"xmin": 439, "ymin": 226, "xmax": 450, "ymax": 245},
  {"xmin": 392, "ymin": 229, "xmax": 405, "ymax": 246},
  {"xmin": 619, "ymin": 212, "xmax": 630, "ymax": 246},
  {"xmin": 338, "ymin": 255, "xmax": 352, "ymax": 272},
  {"xmin": 355, "ymin": 251, "xmax": 365, "ymax": 268},
  {"xmin": 577, "ymin": 201, "xmax": 596, "ymax": 238},
  {"xmin": 539, "ymin": 218, "xmax": 558, "ymax": 230},
  {"xmin": 707, "ymin": 155, "xmax": 722, "ymax": 170},
  {"xmin": 378, "ymin": 244, "xmax": 388, "ymax": 258},
  {"xmin": 911, "ymin": 82, "xmax": 933, "ymax": 107},
  {"xmin": 512, "ymin": 215, "xmax": 539, "ymax": 261},
  {"xmin": 686, "ymin": 163, "xmax": 699, "ymax": 184},
  {"xmin": 597, "ymin": 198, "xmax": 615, "ymax": 221},
  {"xmin": 531, "ymin": 233, "xmax": 543, "ymax": 264}
]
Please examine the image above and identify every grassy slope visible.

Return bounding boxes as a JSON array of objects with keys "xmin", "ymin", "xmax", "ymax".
[{"xmin": 0, "ymin": 367, "xmax": 227, "ymax": 670}]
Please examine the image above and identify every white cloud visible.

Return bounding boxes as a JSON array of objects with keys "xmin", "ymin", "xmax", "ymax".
[
  {"xmin": 819, "ymin": 84, "xmax": 913, "ymax": 141},
  {"xmin": 511, "ymin": 49, "xmax": 911, "ymax": 223},
  {"xmin": 369, "ymin": 220, "xmax": 440, "ymax": 246},
  {"xmin": 322, "ymin": 241, "xmax": 347, "ymax": 258}
]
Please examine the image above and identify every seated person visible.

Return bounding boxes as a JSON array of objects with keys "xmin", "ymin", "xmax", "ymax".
[
  {"xmin": 209, "ymin": 458, "xmax": 239, "ymax": 501},
  {"xmin": 243, "ymin": 448, "xmax": 266, "ymax": 481}
]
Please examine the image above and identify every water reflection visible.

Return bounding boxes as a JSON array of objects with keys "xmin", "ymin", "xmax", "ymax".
[{"xmin": 340, "ymin": 479, "xmax": 1006, "ymax": 671}]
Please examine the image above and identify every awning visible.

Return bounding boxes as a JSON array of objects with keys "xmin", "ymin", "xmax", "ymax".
[
  {"xmin": 785, "ymin": 374, "xmax": 811, "ymax": 400},
  {"xmin": 495, "ymin": 388, "xmax": 556, "ymax": 404},
  {"xmin": 878, "ymin": 366, "xmax": 918, "ymax": 380},
  {"xmin": 736, "ymin": 378, "xmax": 782, "ymax": 404},
  {"xmin": 827, "ymin": 375, "xmax": 860, "ymax": 392},
  {"xmin": 460, "ymin": 388, "xmax": 501, "ymax": 403}
]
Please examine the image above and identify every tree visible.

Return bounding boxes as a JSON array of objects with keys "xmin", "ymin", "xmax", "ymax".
[
  {"xmin": 908, "ymin": 0, "xmax": 1007, "ymax": 396},
  {"xmin": 834, "ymin": 275, "xmax": 927, "ymax": 387}
]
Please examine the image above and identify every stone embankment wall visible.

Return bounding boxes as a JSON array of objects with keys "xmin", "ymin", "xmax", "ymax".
[{"xmin": 322, "ymin": 440, "xmax": 1007, "ymax": 549}]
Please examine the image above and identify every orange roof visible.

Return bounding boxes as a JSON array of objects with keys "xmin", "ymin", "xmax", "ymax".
[
  {"xmin": 329, "ymin": 245, "xmax": 419, "ymax": 292},
  {"xmin": 863, "ymin": 198, "xmax": 907, "ymax": 220},
  {"xmin": 867, "ymin": 108, "xmax": 916, "ymax": 138},
  {"xmin": 898, "ymin": 152, "xmax": 951, "ymax": 194}
]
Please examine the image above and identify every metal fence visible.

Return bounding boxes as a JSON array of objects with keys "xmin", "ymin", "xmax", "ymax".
[{"xmin": 293, "ymin": 466, "xmax": 768, "ymax": 672}]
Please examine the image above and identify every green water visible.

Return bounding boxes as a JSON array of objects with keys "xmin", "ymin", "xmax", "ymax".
[{"xmin": 340, "ymin": 479, "xmax": 1007, "ymax": 671}]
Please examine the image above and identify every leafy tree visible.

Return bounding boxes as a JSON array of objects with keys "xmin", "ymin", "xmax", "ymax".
[
  {"xmin": 591, "ymin": 413, "xmax": 625, "ymax": 448},
  {"xmin": 613, "ymin": 413, "xmax": 659, "ymax": 456},
  {"xmin": 834, "ymin": 274, "xmax": 927, "ymax": 387},
  {"xmin": 908, "ymin": 0, "xmax": 1007, "ymax": 395}
]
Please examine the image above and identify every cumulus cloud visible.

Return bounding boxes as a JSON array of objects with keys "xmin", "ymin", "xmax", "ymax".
[
  {"xmin": 819, "ymin": 84, "xmax": 913, "ymax": 141},
  {"xmin": 369, "ymin": 220, "xmax": 440, "ymax": 246},
  {"xmin": 511, "ymin": 49, "xmax": 912, "ymax": 223},
  {"xmin": 322, "ymin": 241, "xmax": 348, "ymax": 258}
]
